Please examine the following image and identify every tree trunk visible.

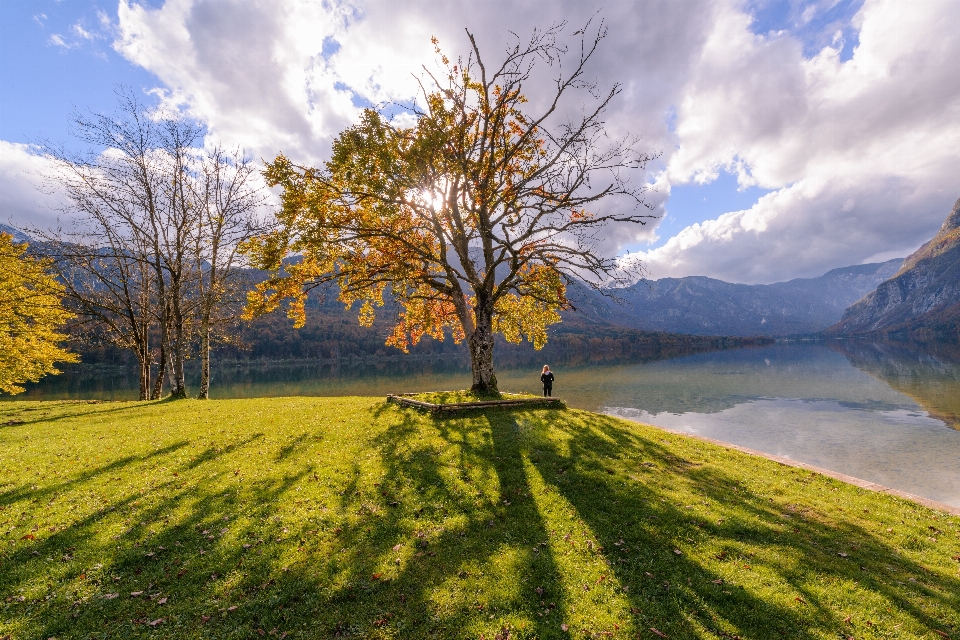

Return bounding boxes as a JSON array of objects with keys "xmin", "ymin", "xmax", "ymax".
[
  {"xmin": 152, "ymin": 343, "xmax": 165, "ymax": 400},
  {"xmin": 468, "ymin": 305, "xmax": 498, "ymax": 393},
  {"xmin": 138, "ymin": 357, "xmax": 151, "ymax": 401},
  {"xmin": 169, "ymin": 347, "xmax": 187, "ymax": 399},
  {"xmin": 167, "ymin": 301, "xmax": 188, "ymax": 400},
  {"xmin": 197, "ymin": 316, "xmax": 210, "ymax": 400}
]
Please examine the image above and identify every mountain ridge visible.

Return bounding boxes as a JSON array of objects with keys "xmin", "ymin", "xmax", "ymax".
[
  {"xmin": 565, "ymin": 259, "xmax": 903, "ymax": 337},
  {"xmin": 828, "ymin": 198, "xmax": 960, "ymax": 341}
]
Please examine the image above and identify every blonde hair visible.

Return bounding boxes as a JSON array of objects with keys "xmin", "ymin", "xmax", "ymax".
[{"xmin": 542, "ymin": 365, "xmax": 550, "ymax": 373}]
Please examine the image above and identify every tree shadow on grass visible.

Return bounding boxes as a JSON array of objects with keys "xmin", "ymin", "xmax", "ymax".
[
  {"xmin": 523, "ymin": 409, "xmax": 960, "ymax": 638},
  {"xmin": 281, "ymin": 403, "xmax": 576, "ymax": 638},
  {"xmin": 5, "ymin": 400, "xmax": 957, "ymax": 640},
  {"xmin": 0, "ymin": 401, "xmax": 154, "ymax": 428},
  {"xmin": 0, "ymin": 440, "xmax": 191, "ymax": 508}
]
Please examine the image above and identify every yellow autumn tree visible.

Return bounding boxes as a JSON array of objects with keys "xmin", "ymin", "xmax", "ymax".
[
  {"xmin": 244, "ymin": 22, "xmax": 656, "ymax": 392},
  {"xmin": 0, "ymin": 233, "xmax": 78, "ymax": 394}
]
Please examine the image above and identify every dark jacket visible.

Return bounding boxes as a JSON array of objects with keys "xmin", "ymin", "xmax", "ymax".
[{"xmin": 541, "ymin": 372, "xmax": 554, "ymax": 385}]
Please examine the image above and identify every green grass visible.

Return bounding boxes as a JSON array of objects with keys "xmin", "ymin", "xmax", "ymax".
[
  {"xmin": 409, "ymin": 390, "xmax": 541, "ymax": 404},
  {"xmin": 1, "ymin": 398, "xmax": 958, "ymax": 639}
]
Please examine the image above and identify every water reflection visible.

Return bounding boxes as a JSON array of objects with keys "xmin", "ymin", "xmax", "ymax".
[
  {"xmin": 9, "ymin": 341, "xmax": 960, "ymax": 507},
  {"xmin": 590, "ymin": 342, "xmax": 960, "ymax": 507},
  {"xmin": 830, "ymin": 340, "xmax": 960, "ymax": 429}
]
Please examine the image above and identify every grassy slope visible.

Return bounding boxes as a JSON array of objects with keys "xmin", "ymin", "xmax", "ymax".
[{"xmin": 1, "ymin": 398, "xmax": 958, "ymax": 640}]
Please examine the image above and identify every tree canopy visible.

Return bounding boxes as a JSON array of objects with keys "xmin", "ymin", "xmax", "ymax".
[
  {"xmin": 0, "ymin": 233, "xmax": 78, "ymax": 395},
  {"xmin": 244, "ymin": 22, "xmax": 655, "ymax": 391}
]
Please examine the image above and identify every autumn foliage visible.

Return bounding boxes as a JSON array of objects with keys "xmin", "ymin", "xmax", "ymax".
[
  {"xmin": 0, "ymin": 233, "xmax": 78, "ymax": 394},
  {"xmin": 244, "ymin": 23, "xmax": 655, "ymax": 390}
]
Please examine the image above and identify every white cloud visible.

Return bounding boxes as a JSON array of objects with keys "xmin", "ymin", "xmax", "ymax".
[
  {"xmin": 0, "ymin": 142, "xmax": 64, "ymax": 231},
  {"xmin": 638, "ymin": 0, "xmax": 960, "ymax": 282},
  {"xmin": 48, "ymin": 34, "xmax": 75, "ymax": 49},
  {"xmin": 72, "ymin": 23, "xmax": 97, "ymax": 40},
  {"xmin": 99, "ymin": 0, "xmax": 960, "ymax": 284}
]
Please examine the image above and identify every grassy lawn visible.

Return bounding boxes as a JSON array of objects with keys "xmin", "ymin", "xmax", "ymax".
[{"xmin": 1, "ymin": 398, "xmax": 958, "ymax": 639}]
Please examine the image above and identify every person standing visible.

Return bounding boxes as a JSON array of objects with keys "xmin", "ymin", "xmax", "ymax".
[{"xmin": 541, "ymin": 365, "xmax": 555, "ymax": 397}]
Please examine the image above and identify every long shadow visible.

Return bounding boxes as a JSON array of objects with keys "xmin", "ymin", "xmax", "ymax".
[
  {"xmin": 527, "ymin": 410, "xmax": 960, "ymax": 638},
  {"xmin": 286, "ymin": 403, "xmax": 574, "ymax": 637},
  {"xmin": 0, "ymin": 401, "xmax": 153, "ymax": 428},
  {"xmin": 0, "ymin": 440, "xmax": 190, "ymax": 507},
  {"xmin": 179, "ymin": 432, "xmax": 264, "ymax": 471},
  {"xmin": 4, "ymin": 427, "xmax": 310, "ymax": 639},
  {"xmin": 8, "ymin": 400, "xmax": 956, "ymax": 640}
]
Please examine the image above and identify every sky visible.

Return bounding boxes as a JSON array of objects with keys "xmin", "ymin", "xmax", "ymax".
[{"xmin": 1, "ymin": 0, "xmax": 958, "ymax": 285}]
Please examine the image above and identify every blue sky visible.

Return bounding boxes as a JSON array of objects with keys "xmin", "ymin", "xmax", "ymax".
[
  {"xmin": 1, "ymin": 0, "xmax": 957, "ymax": 284},
  {"xmin": 0, "ymin": 1, "xmax": 161, "ymax": 144}
]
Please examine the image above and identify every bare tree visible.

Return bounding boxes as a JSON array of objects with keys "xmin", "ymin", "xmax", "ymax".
[
  {"xmin": 37, "ymin": 92, "xmax": 173, "ymax": 399},
  {"xmin": 38, "ymin": 89, "xmax": 263, "ymax": 400},
  {"xmin": 191, "ymin": 147, "xmax": 267, "ymax": 399}
]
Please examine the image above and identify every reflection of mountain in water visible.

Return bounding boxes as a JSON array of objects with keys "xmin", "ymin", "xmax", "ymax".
[
  {"xmin": 537, "ymin": 344, "xmax": 914, "ymax": 415},
  {"xmin": 830, "ymin": 340, "xmax": 960, "ymax": 429}
]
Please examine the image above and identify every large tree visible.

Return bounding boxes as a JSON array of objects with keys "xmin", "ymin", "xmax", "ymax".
[
  {"xmin": 245, "ymin": 23, "xmax": 655, "ymax": 392},
  {"xmin": 0, "ymin": 233, "xmax": 78, "ymax": 395}
]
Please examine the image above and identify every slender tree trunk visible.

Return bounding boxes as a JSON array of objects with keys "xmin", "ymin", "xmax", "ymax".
[
  {"xmin": 169, "ymin": 347, "xmax": 187, "ymax": 399},
  {"xmin": 198, "ymin": 313, "xmax": 211, "ymax": 400},
  {"xmin": 468, "ymin": 304, "xmax": 498, "ymax": 393},
  {"xmin": 138, "ymin": 357, "xmax": 151, "ymax": 400},
  {"xmin": 152, "ymin": 345, "xmax": 165, "ymax": 400},
  {"xmin": 169, "ymin": 304, "xmax": 187, "ymax": 399}
]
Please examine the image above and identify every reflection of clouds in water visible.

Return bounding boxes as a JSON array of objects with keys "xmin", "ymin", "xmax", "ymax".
[{"xmin": 606, "ymin": 398, "xmax": 960, "ymax": 508}]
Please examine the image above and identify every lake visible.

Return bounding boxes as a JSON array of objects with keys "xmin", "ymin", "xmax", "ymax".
[{"xmin": 11, "ymin": 340, "xmax": 960, "ymax": 507}]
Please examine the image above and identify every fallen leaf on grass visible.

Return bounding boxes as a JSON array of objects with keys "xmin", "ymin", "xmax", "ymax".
[
  {"xmin": 130, "ymin": 591, "xmax": 143, "ymax": 597},
  {"xmin": 560, "ymin": 624, "xmax": 568, "ymax": 632},
  {"xmin": 371, "ymin": 573, "xmax": 383, "ymax": 581},
  {"xmin": 20, "ymin": 534, "xmax": 35, "ymax": 540},
  {"xmin": 147, "ymin": 618, "xmax": 165, "ymax": 627},
  {"xmin": 103, "ymin": 593, "xmax": 119, "ymax": 599},
  {"xmin": 837, "ymin": 552, "xmax": 848, "ymax": 558},
  {"xmin": 176, "ymin": 569, "xmax": 187, "ymax": 578},
  {"xmin": 227, "ymin": 605, "xmax": 238, "ymax": 612},
  {"xmin": 933, "ymin": 631, "xmax": 950, "ymax": 638},
  {"xmin": 712, "ymin": 579, "xmax": 724, "ymax": 585},
  {"xmin": 673, "ymin": 549, "xmax": 682, "ymax": 555},
  {"xmin": 392, "ymin": 543, "xmax": 402, "ymax": 551},
  {"xmin": 650, "ymin": 628, "xmax": 668, "ymax": 638},
  {"xmin": 843, "ymin": 616, "xmax": 852, "ymax": 624},
  {"xmin": 201, "ymin": 615, "xmax": 211, "ymax": 624},
  {"xmin": 157, "ymin": 597, "xmax": 167, "ymax": 605},
  {"xmin": 794, "ymin": 597, "xmax": 806, "ymax": 604}
]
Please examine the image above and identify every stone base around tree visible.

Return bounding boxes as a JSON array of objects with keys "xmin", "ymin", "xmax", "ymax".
[{"xmin": 386, "ymin": 392, "xmax": 564, "ymax": 414}]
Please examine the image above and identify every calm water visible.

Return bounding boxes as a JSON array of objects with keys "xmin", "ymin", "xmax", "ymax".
[{"xmin": 12, "ymin": 341, "xmax": 960, "ymax": 507}]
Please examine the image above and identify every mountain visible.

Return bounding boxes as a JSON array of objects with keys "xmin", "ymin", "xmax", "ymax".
[
  {"xmin": 829, "ymin": 198, "xmax": 960, "ymax": 341},
  {"xmin": 565, "ymin": 259, "xmax": 903, "ymax": 337},
  {"xmin": 0, "ymin": 223, "xmax": 31, "ymax": 244}
]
